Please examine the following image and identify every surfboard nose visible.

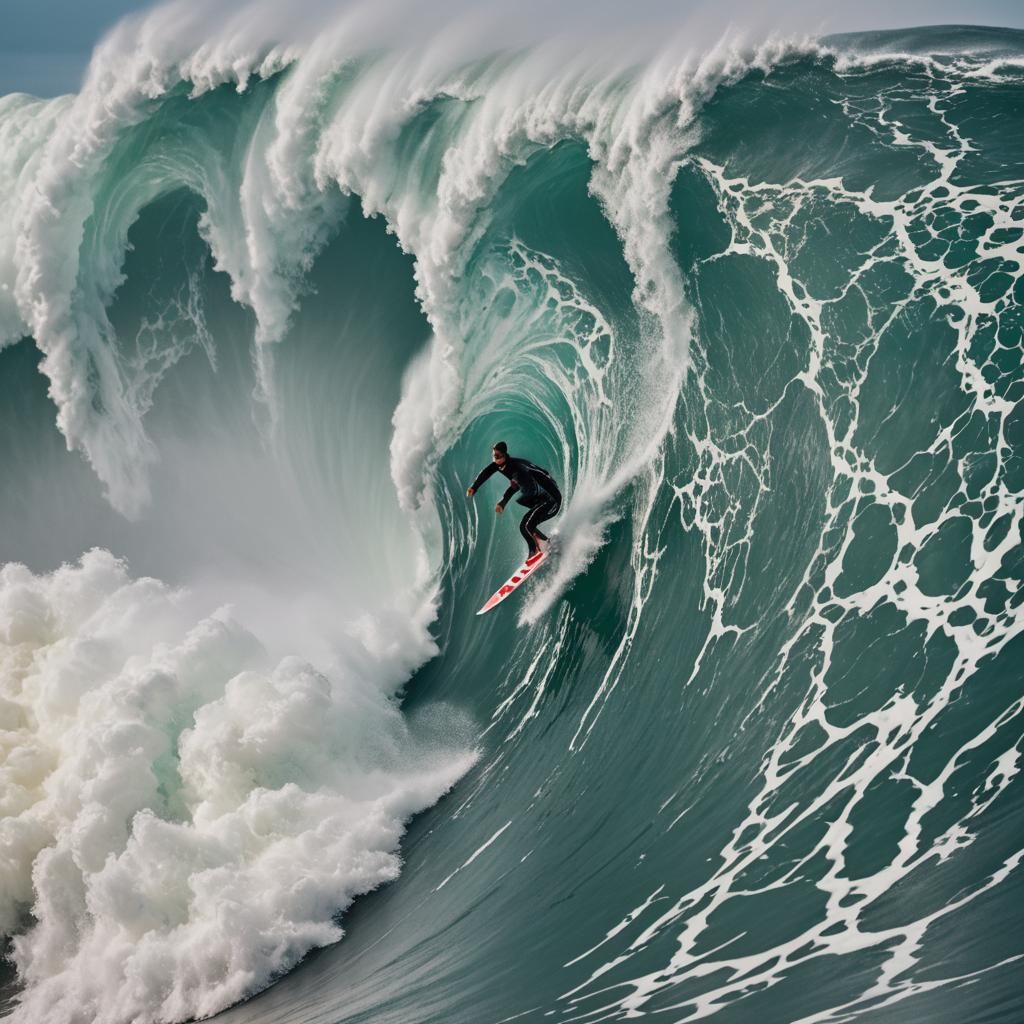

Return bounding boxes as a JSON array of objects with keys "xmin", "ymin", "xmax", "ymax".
[{"xmin": 477, "ymin": 551, "xmax": 549, "ymax": 614}]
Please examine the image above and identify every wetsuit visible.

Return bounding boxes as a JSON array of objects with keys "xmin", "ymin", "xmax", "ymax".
[{"xmin": 471, "ymin": 457, "xmax": 562, "ymax": 555}]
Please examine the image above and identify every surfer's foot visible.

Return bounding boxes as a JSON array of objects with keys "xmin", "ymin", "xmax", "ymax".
[{"xmin": 526, "ymin": 548, "xmax": 543, "ymax": 563}]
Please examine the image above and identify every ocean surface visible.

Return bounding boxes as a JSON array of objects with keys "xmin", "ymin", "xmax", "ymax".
[{"xmin": 1, "ymin": 11, "xmax": 1022, "ymax": 1024}]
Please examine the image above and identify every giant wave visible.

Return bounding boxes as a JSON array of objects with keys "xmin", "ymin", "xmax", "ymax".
[{"xmin": 1, "ymin": 6, "xmax": 1023, "ymax": 1023}]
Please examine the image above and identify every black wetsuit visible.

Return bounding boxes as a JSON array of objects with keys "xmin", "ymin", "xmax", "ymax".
[{"xmin": 471, "ymin": 457, "xmax": 562, "ymax": 554}]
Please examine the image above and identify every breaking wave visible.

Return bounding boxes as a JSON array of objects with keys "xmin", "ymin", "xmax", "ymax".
[{"xmin": 1, "ymin": 7, "xmax": 1022, "ymax": 1023}]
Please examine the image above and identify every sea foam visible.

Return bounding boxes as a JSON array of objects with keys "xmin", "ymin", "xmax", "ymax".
[{"xmin": 0, "ymin": 550, "xmax": 476, "ymax": 1024}]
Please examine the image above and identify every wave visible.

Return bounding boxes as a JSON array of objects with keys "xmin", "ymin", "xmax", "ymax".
[{"xmin": 1, "ymin": 8, "xmax": 1023, "ymax": 1024}]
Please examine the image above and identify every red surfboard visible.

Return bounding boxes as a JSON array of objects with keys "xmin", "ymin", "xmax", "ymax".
[{"xmin": 476, "ymin": 550, "xmax": 549, "ymax": 615}]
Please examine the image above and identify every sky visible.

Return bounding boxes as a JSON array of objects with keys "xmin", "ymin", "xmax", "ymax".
[{"xmin": 2, "ymin": 0, "xmax": 1023, "ymax": 96}]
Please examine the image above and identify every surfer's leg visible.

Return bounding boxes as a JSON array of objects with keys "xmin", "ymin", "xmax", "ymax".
[
  {"xmin": 519, "ymin": 510, "xmax": 540, "ymax": 555},
  {"xmin": 536, "ymin": 496, "xmax": 560, "ymax": 532},
  {"xmin": 522, "ymin": 497, "xmax": 560, "ymax": 554}
]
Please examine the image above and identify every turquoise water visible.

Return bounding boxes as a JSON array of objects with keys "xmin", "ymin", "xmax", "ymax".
[{"xmin": 0, "ymin": 20, "xmax": 1022, "ymax": 1024}]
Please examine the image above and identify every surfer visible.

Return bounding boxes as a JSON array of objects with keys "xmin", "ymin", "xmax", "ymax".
[{"xmin": 467, "ymin": 441, "xmax": 561, "ymax": 560}]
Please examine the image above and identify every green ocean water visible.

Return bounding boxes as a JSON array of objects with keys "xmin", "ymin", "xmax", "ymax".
[{"xmin": 0, "ymin": 22, "xmax": 1022, "ymax": 1024}]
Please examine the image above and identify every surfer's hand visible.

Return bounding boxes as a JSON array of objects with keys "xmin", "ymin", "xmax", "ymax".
[
  {"xmin": 495, "ymin": 503, "xmax": 504, "ymax": 514},
  {"xmin": 466, "ymin": 487, "xmax": 475, "ymax": 497}
]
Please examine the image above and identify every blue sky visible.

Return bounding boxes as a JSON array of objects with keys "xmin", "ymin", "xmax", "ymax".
[
  {"xmin": 2, "ymin": 0, "xmax": 1023, "ymax": 96},
  {"xmin": 2, "ymin": 0, "xmax": 144, "ymax": 95}
]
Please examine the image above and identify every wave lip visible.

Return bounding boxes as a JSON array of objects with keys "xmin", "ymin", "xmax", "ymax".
[{"xmin": 0, "ymin": 0, "xmax": 817, "ymax": 518}]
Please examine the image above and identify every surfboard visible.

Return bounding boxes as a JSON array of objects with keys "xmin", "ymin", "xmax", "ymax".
[{"xmin": 477, "ymin": 550, "xmax": 548, "ymax": 615}]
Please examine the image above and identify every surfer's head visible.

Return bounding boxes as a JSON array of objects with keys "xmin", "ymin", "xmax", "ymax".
[{"xmin": 492, "ymin": 441, "xmax": 508, "ymax": 465}]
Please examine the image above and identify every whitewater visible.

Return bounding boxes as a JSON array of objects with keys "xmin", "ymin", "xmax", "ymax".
[{"xmin": 0, "ymin": 3, "xmax": 1022, "ymax": 1021}]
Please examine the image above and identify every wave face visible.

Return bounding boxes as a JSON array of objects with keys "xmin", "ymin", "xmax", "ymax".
[{"xmin": 1, "ymin": 12, "xmax": 1023, "ymax": 1024}]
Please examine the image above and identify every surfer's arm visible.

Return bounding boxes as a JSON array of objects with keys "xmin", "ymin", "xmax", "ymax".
[
  {"xmin": 467, "ymin": 462, "xmax": 499, "ymax": 495},
  {"xmin": 498, "ymin": 482, "xmax": 519, "ymax": 509}
]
